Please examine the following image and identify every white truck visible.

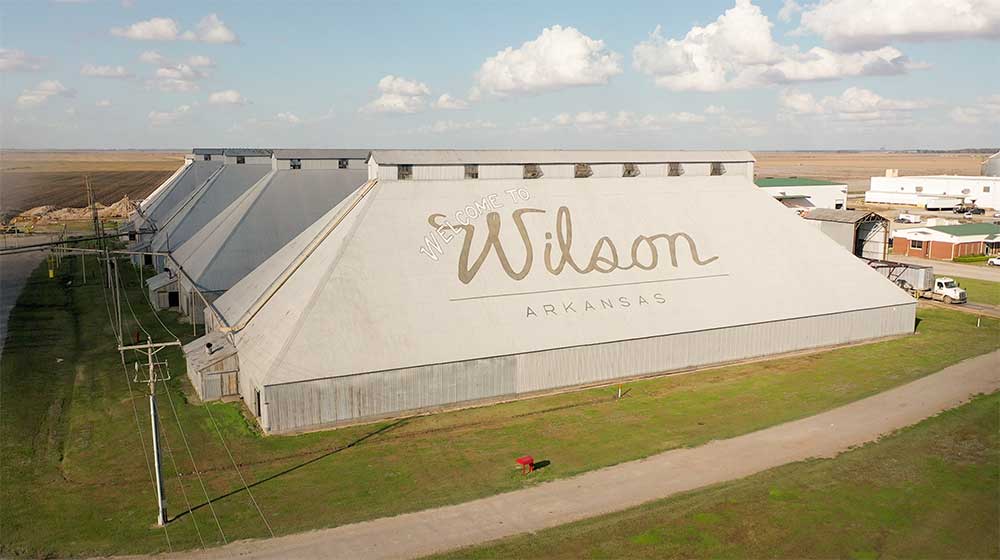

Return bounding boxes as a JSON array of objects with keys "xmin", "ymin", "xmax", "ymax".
[
  {"xmin": 896, "ymin": 213, "xmax": 921, "ymax": 224},
  {"xmin": 865, "ymin": 260, "xmax": 968, "ymax": 304}
]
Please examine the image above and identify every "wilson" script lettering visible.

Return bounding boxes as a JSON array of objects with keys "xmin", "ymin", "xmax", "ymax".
[{"xmin": 428, "ymin": 206, "xmax": 718, "ymax": 285}]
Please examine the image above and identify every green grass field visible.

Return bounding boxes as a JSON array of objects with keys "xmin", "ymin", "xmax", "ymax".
[
  {"xmin": 950, "ymin": 275, "xmax": 1000, "ymax": 306},
  {"xmin": 436, "ymin": 392, "xmax": 1000, "ymax": 559},
  {"xmin": 2, "ymin": 254, "xmax": 998, "ymax": 557}
]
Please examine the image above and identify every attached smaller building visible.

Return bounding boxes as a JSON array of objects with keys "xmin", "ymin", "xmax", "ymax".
[
  {"xmin": 892, "ymin": 223, "xmax": 1000, "ymax": 260},
  {"xmin": 801, "ymin": 209, "xmax": 889, "ymax": 259},
  {"xmin": 755, "ymin": 177, "xmax": 848, "ymax": 210}
]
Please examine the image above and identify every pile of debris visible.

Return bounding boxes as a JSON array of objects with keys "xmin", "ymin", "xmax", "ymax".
[{"xmin": 16, "ymin": 195, "xmax": 135, "ymax": 224}]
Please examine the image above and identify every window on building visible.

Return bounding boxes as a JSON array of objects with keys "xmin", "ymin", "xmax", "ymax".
[
  {"xmin": 236, "ymin": 156, "xmax": 246, "ymax": 164},
  {"xmin": 668, "ymin": 163, "xmax": 684, "ymax": 176},
  {"xmin": 835, "ymin": 202, "xmax": 844, "ymax": 209},
  {"xmin": 523, "ymin": 164, "xmax": 543, "ymax": 179},
  {"xmin": 623, "ymin": 163, "xmax": 640, "ymax": 177},
  {"xmin": 289, "ymin": 158, "xmax": 302, "ymax": 170},
  {"xmin": 915, "ymin": 186, "xmax": 923, "ymax": 192},
  {"xmin": 910, "ymin": 240, "xmax": 924, "ymax": 249},
  {"xmin": 574, "ymin": 163, "xmax": 593, "ymax": 178},
  {"xmin": 398, "ymin": 164, "xmax": 413, "ymax": 180},
  {"xmin": 710, "ymin": 162, "xmax": 726, "ymax": 176},
  {"xmin": 339, "ymin": 159, "xmax": 348, "ymax": 169},
  {"xmin": 464, "ymin": 164, "xmax": 479, "ymax": 179},
  {"xmin": 203, "ymin": 154, "xmax": 211, "ymax": 161},
  {"xmin": 984, "ymin": 186, "xmax": 992, "ymax": 193}
]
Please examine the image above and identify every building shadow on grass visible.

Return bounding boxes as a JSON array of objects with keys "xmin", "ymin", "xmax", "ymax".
[{"xmin": 174, "ymin": 418, "xmax": 407, "ymax": 522}]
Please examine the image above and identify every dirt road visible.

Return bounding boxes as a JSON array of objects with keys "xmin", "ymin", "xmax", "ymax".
[
  {"xmin": 169, "ymin": 350, "xmax": 1000, "ymax": 560},
  {"xmin": 888, "ymin": 254, "xmax": 1000, "ymax": 282}
]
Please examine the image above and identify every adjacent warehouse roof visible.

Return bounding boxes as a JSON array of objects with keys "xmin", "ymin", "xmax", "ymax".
[
  {"xmin": 983, "ymin": 151, "xmax": 1000, "ymax": 177},
  {"xmin": 192, "ymin": 148, "xmax": 226, "ymax": 156},
  {"xmin": 135, "ymin": 161, "xmax": 223, "ymax": 230},
  {"xmin": 170, "ymin": 168, "xmax": 368, "ymax": 294},
  {"xmin": 272, "ymin": 149, "xmax": 370, "ymax": 160},
  {"xmin": 216, "ymin": 173, "xmax": 912, "ymax": 391},
  {"xmin": 223, "ymin": 148, "xmax": 273, "ymax": 157},
  {"xmin": 927, "ymin": 223, "xmax": 1000, "ymax": 238},
  {"xmin": 802, "ymin": 209, "xmax": 885, "ymax": 224},
  {"xmin": 755, "ymin": 177, "xmax": 845, "ymax": 187},
  {"xmin": 369, "ymin": 149, "xmax": 755, "ymax": 165},
  {"xmin": 150, "ymin": 164, "xmax": 271, "ymax": 252}
]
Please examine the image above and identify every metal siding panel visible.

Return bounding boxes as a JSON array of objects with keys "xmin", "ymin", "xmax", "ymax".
[
  {"xmin": 377, "ymin": 166, "xmax": 398, "ymax": 181},
  {"xmin": 637, "ymin": 164, "xmax": 665, "ymax": 177},
  {"xmin": 412, "ymin": 166, "xmax": 465, "ymax": 181},
  {"xmin": 261, "ymin": 304, "xmax": 914, "ymax": 433},
  {"xmin": 591, "ymin": 164, "xmax": 622, "ymax": 178},
  {"xmin": 540, "ymin": 164, "xmax": 574, "ymax": 179},
  {"xmin": 478, "ymin": 165, "xmax": 523, "ymax": 180}
]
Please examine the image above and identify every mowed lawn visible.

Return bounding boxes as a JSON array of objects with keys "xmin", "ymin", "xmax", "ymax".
[
  {"xmin": 1, "ymin": 254, "xmax": 998, "ymax": 557},
  {"xmin": 436, "ymin": 392, "xmax": 1000, "ymax": 560},
  {"xmin": 950, "ymin": 276, "xmax": 1000, "ymax": 306}
]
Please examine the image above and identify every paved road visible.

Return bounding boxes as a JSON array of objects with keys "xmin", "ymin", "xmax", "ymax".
[
  {"xmin": 888, "ymin": 254, "xmax": 1000, "ymax": 282},
  {"xmin": 0, "ymin": 235, "xmax": 52, "ymax": 358},
  {"xmin": 170, "ymin": 350, "xmax": 1000, "ymax": 560}
]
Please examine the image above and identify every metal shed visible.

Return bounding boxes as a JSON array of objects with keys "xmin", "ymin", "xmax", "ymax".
[
  {"xmin": 801, "ymin": 209, "xmax": 889, "ymax": 260},
  {"xmin": 190, "ymin": 150, "xmax": 914, "ymax": 434}
]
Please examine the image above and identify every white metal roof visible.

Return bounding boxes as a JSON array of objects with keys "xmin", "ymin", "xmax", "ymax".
[
  {"xmin": 170, "ymin": 168, "xmax": 368, "ymax": 293},
  {"xmin": 214, "ymin": 174, "xmax": 912, "ymax": 389},
  {"xmin": 272, "ymin": 149, "xmax": 370, "ymax": 160},
  {"xmin": 369, "ymin": 149, "xmax": 756, "ymax": 165}
]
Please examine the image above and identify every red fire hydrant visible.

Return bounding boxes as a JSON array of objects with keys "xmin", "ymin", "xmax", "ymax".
[{"xmin": 516, "ymin": 455, "xmax": 534, "ymax": 475}]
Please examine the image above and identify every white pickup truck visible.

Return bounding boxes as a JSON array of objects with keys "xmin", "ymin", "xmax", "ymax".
[{"xmin": 896, "ymin": 213, "xmax": 922, "ymax": 224}]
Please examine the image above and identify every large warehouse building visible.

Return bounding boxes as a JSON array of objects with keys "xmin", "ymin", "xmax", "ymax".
[
  {"xmin": 864, "ymin": 170, "xmax": 999, "ymax": 210},
  {"xmin": 183, "ymin": 150, "xmax": 916, "ymax": 434}
]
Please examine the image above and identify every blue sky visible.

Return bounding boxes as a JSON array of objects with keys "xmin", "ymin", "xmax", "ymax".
[{"xmin": 1, "ymin": 0, "xmax": 998, "ymax": 150}]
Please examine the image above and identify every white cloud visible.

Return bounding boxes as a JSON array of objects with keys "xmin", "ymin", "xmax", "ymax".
[
  {"xmin": 16, "ymin": 80, "xmax": 76, "ymax": 107},
  {"xmin": 187, "ymin": 55, "xmax": 214, "ymax": 67},
  {"xmin": 799, "ymin": 0, "xmax": 1000, "ymax": 49},
  {"xmin": 361, "ymin": 75, "xmax": 431, "ymax": 114},
  {"xmin": 208, "ymin": 89, "xmax": 247, "ymax": 105},
  {"xmin": 611, "ymin": 110, "xmax": 707, "ymax": 129},
  {"xmin": 778, "ymin": 0, "xmax": 801, "ymax": 22},
  {"xmin": 949, "ymin": 94, "xmax": 1000, "ymax": 124},
  {"xmin": 779, "ymin": 86, "xmax": 933, "ymax": 122},
  {"xmin": 0, "ymin": 49, "xmax": 44, "ymax": 72},
  {"xmin": 433, "ymin": 93, "xmax": 468, "ymax": 110},
  {"xmin": 418, "ymin": 119, "xmax": 497, "ymax": 133},
  {"xmin": 80, "ymin": 64, "xmax": 132, "ymax": 78},
  {"xmin": 472, "ymin": 25, "xmax": 622, "ymax": 98},
  {"xmin": 96, "ymin": 99, "xmax": 112, "ymax": 108},
  {"xmin": 704, "ymin": 104, "xmax": 727, "ymax": 115},
  {"xmin": 148, "ymin": 104, "xmax": 191, "ymax": 126},
  {"xmin": 632, "ymin": 0, "xmax": 921, "ymax": 92},
  {"xmin": 148, "ymin": 62, "xmax": 209, "ymax": 92},
  {"xmin": 537, "ymin": 110, "xmax": 707, "ymax": 131},
  {"xmin": 183, "ymin": 14, "xmax": 239, "ymax": 44},
  {"xmin": 276, "ymin": 112, "xmax": 301, "ymax": 124},
  {"xmin": 112, "ymin": 13, "xmax": 238, "ymax": 44},
  {"xmin": 112, "ymin": 17, "xmax": 181, "ymax": 41},
  {"xmin": 138, "ymin": 50, "xmax": 168, "ymax": 65}
]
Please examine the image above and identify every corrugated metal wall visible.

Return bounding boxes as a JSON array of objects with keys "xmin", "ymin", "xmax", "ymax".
[
  {"xmin": 262, "ymin": 303, "xmax": 915, "ymax": 433},
  {"xmin": 413, "ymin": 165, "xmax": 465, "ymax": 181},
  {"xmin": 478, "ymin": 165, "xmax": 523, "ymax": 180}
]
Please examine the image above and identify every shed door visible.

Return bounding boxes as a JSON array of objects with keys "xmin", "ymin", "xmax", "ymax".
[
  {"xmin": 168, "ymin": 291, "xmax": 180, "ymax": 307},
  {"xmin": 254, "ymin": 389, "xmax": 261, "ymax": 417}
]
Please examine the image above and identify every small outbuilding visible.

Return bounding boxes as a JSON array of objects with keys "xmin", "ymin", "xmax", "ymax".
[
  {"xmin": 755, "ymin": 177, "xmax": 848, "ymax": 210},
  {"xmin": 801, "ymin": 209, "xmax": 889, "ymax": 260}
]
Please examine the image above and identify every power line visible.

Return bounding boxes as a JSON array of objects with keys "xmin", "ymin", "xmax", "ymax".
[
  {"xmin": 153, "ymin": 379, "xmax": 207, "ymax": 548},
  {"xmin": 203, "ymin": 402, "xmax": 275, "ymax": 538}
]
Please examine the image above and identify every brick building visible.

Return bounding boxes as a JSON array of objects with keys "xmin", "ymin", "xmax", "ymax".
[{"xmin": 891, "ymin": 223, "xmax": 1000, "ymax": 260}]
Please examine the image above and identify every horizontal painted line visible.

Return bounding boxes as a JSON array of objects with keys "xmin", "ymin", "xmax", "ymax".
[{"xmin": 449, "ymin": 273, "xmax": 730, "ymax": 302}]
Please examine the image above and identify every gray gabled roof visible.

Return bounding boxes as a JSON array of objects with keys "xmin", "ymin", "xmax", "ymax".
[
  {"xmin": 192, "ymin": 148, "xmax": 225, "ymax": 155},
  {"xmin": 369, "ymin": 149, "xmax": 756, "ymax": 165},
  {"xmin": 272, "ymin": 149, "xmax": 370, "ymax": 160},
  {"xmin": 802, "ymin": 209, "xmax": 886, "ymax": 224},
  {"xmin": 224, "ymin": 148, "xmax": 273, "ymax": 157}
]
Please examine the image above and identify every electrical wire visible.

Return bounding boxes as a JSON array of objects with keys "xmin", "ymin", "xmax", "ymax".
[{"xmin": 153, "ymin": 380, "xmax": 207, "ymax": 549}]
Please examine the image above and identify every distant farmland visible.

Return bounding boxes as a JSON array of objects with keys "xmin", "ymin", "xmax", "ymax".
[{"xmin": 0, "ymin": 151, "xmax": 185, "ymax": 220}]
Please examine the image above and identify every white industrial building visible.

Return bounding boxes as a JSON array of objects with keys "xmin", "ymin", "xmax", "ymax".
[
  {"xmin": 181, "ymin": 149, "xmax": 916, "ymax": 434},
  {"xmin": 148, "ymin": 150, "xmax": 369, "ymax": 325},
  {"xmin": 864, "ymin": 170, "xmax": 999, "ymax": 210},
  {"xmin": 755, "ymin": 177, "xmax": 848, "ymax": 210}
]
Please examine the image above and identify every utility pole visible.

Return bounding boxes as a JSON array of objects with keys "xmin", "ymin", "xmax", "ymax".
[{"xmin": 121, "ymin": 337, "xmax": 181, "ymax": 527}]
